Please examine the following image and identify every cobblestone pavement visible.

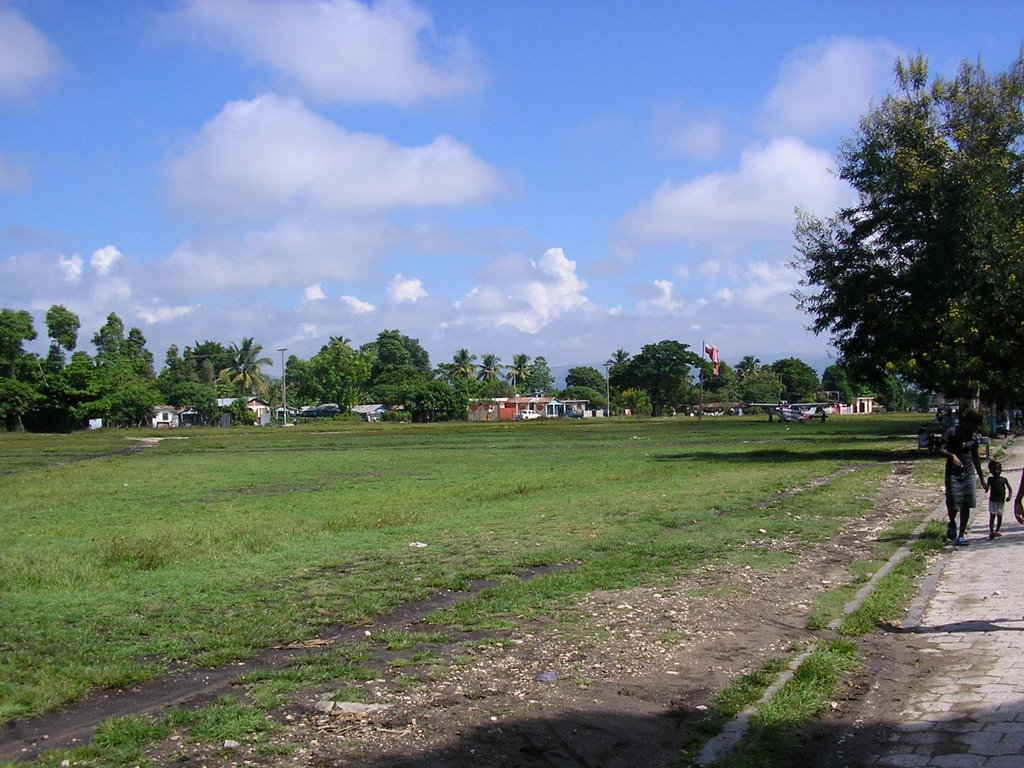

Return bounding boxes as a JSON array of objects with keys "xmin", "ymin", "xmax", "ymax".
[{"xmin": 866, "ymin": 444, "xmax": 1024, "ymax": 767}]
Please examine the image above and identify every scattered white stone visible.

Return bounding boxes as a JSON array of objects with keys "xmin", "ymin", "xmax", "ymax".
[
  {"xmin": 223, "ymin": 739, "xmax": 240, "ymax": 748},
  {"xmin": 408, "ymin": 541, "xmax": 428, "ymax": 548}
]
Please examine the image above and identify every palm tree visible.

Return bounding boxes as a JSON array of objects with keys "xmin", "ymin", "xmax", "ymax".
[
  {"xmin": 506, "ymin": 353, "xmax": 531, "ymax": 393},
  {"xmin": 451, "ymin": 348, "xmax": 478, "ymax": 381},
  {"xmin": 477, "ymin": 353, "xmax": 503, "ymax": 383},
  {"xmin": 219, "ymin": 337, "xmax": 273, "ymax": 397},
  {"xmin": 736, "ymin": 355, "xmax": 761, "ymax": 380},
  {"xmin": 606, "ymin": 349, "xmax": 630, "ymax": 369}
]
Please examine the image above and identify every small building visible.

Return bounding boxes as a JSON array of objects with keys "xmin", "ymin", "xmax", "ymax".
[
  {"xmin": 352, "ymin": 404, "xmax": 387, "ymax": 422},
  {"xmin": 152, "ymin": 406, "xmax": 180, "ymax": 428},
  {"xmin": 216, "ymin": 397, "xmax": 273, "ymax": 425}
]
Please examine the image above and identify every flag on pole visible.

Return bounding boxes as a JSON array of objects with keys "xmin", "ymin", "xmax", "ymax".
[{"xmin": 704, "ymin": 344, "xmax": 720, "ymax": 376}]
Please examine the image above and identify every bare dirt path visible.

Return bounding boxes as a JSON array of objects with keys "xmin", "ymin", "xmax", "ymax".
[{"xmin": 1, "ymin": 458, "xmax": 940, "ymax": 767}]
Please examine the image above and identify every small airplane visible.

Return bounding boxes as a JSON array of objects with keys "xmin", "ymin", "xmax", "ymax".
[{"xmin": 747, "ymin": 402, "xmax": 832, "ymax": 423}]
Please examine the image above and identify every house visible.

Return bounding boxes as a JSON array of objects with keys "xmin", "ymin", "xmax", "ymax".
[
  {"xmin": 152, "ymin": 406, "xmax": 180, "ymax": 428},
  {"xmin": 216, "ymin": 397, "xmax": 273, "ymax": 426},
  {"xmin": 352, "ymin": 404, "xmax": 387, "ymax": 422},
  {"xmin": 467, "ymin": 396, "xmax": 590, "ymax": 421}
]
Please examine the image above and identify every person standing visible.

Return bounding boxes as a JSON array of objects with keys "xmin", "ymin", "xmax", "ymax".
[
  {"xmin": 939, "ymin": 409, "xmax": 986, "ymax": 545},
  {"xmin": 986, "ymin": 460, "xmax": 1012, "ymax": 539}
]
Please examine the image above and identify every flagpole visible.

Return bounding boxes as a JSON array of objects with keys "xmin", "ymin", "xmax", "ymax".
[{"xmin": 698, "ymin": 339, "xmax": 706, "ymax": 431}]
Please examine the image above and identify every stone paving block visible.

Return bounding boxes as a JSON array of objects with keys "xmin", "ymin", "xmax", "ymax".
[
  {"xmin": 930, "ymin": 755, "xmax": 987, "ymax": 768},
  {"xmin": 877, "ymin": 752, "xmax": 932, "ymax": 767}
]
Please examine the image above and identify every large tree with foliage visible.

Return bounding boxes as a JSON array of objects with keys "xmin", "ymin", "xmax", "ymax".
[
  {"xmin": 793, "ymin": 53, "xmax": 1024, "ymax": 403},
  {"xmin": 769, "ymin": 358, "xmax": 820, "ymax": 402},
  {"xmin": 524, "ymin": 356, "xmax": 554, "ymax": 395},
  {"xmin": 303, "ymin": 337, "xmax": 370, "ymax": 409},
  {"xmin": 614, "ymin": 339, "xmax": 700, "ymax": 416}
]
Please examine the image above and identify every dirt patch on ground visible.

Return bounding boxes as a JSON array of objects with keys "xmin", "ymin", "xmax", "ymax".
[{"xmin": 1, "ymin": 459, "xmax": 942, "ymax": 767}]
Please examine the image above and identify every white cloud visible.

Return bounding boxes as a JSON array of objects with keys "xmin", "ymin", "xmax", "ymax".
[
  {"xmin": 304, "ymin": 283, "xmax": 327, "ymax": 301},
  {"xmin": 388, "ymin": 273, "xmax": 427, "ymax": 303},
  {"xmin": 165, "ymin": 94, "xmax": 503, "ymax": 222},
  {"xmin": 341, "ymin": 294, "xmax": 375, "ymax": 313},
  {"xmin": 161, "ymin": 215, "xmax": 398, "ymax": 295},
  {"xmin": 58, "ymin": 253, "xmax": 83, "ymax": 282},
  {"xmin": 761, "ymin": 36, "xmax": 903, "ymax": 137},
  {"xmin": 90, "ymin": 245, "xmax": 122, "ymax": 275},
  {"xmin": 173, "ymin": 0, "xmax": 482, "ymax": 106},
  {"xmin": 620, "ymin": 137, "xmax": 852, "ymax": 247},
  {"xmin": 457, "ymin": 247, "xmax": 588, "ymax": 334},
  {"xmin": 0, "ymin": 6, "xmax": 61, "ymax": 102},
  {"xmin": 135, "ymin": 301, "xmax": 194, "ymax": 324},
  {"xmin": 637, "ymin": 279, "xmax": 683, "ymax": 313}
]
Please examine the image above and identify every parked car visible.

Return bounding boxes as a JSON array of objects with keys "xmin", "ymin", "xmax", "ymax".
[
  {"xmin": 566, "ymin": 410, "xmax": 583, "ymax": 418},
  {"xmin": 516, "ymin": 410, "xmax": 540, "ymax": 420}
]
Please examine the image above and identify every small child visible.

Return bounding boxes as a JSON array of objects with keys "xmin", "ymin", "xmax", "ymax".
[{"xmin": 987, "ymin": 460, "xmax": 1013, "ymax": 539}]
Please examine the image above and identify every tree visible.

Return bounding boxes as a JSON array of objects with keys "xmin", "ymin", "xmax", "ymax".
[
  {"xmin": 124, "ymin": 327, "xmax": 155, "ymax": 378},
  {"xmin": 0, "ymin": 377, "xmax": 40, "ymax": 431},
  {"xmin": 565, "ymin": 366, "xmax": 606, "ymax": 392},
  {"xmin": 769, "ymin": 358, "xmax": 820, "ymax": 402},
  {"xmin": 45, "ymin": 304, "xmax": 79, "ymax": 366},
  {"xmin": 91, "ymin": 313, "xmax": 125, "ymax": 365},
  {"xmin": 506, "ymin": 353, "xmax": 531, "ymax": 393},
  {"xmin": 450, "ymin": 348, "xmax": 477, "ymax": 381},
  {"xmin": 363, "ymin": 330, "xmax": 431, "ymax": 380},
  {"xmin": 617, "ymin": 388, "xmax": 652, "ymax": 417},
  {"xmin": 734, "ymin": 368, "xmax": 784, "ymax": 405},
  {"xmin": 525, "ymin": 356, "xmax": 554, "ymax": 395},
  {"xmin": 304, "ymin": 337, "xmax": 370, "ymax": 409},
  {"xmin": 821, "ymin": 363, "xmax": 855, "ymax": 405},
  {"xmin": 793, "ymin": 53, "xmax": 1024, "ymax": 402},
  {"xmin": 219, "ymin": 338, "xmax": 273, "ymax": 398},
  {"xmin": 185, "ymin": 341, "xmax": 231, "ymax": 386},
  {"xmin": 477, "ymin": 353, "xmax": 503, "ymax": 383},
  {"xmin": 735, "ymin": 355, "xmax": 761, "ymax": 380},
  {"xmin": 615, "ymin": 340, "xmax": 700, "ymax": 416},
  {"xmin": 0, "ymin": 308, "xmax": 37, "ymax": 377},
  {"xmin": 409, "ymin": 380, "xmax": 468, "ymax": 422}
]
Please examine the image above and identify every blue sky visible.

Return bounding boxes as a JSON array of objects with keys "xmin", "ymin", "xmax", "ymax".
[{"xmin": 2, "ymin": 1, "xmax": 1022, "ymax": 375}]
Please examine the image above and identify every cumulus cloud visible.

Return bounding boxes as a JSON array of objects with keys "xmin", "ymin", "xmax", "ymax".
[
  {"xmin": 341, "ymin": 295, "xmax": 375, "ymax": 314},
  {"xmin": 172, "ymin": 0, "xmax": 482, "ymax": 105},
  {"xmin": 304, "ymin": 283, "xmax": 327, "ymax": 301},
  {"xmin": 59, "ymin": 253, "xmax": 83, "ymax": 282},
  {"xmin": 760, "ymin": 36, "xmax": 903, "ymax": 137},
  {"xmin": 90, "ymin": 245, "xmax": 122, "ymax": 275},
  {"xmin": 0, "ymin": 6, "xmax": 61, "ymax": 102},
  {"xmin": 165, "ymin": 94, "xmax": 503, "ymax": 222},
  {"xmin": 637, "ymin": 279, "xmax": 683, "ymax": 313},
  {"xmin": 620, "ymin": 137, "xmax": 851, "ymax": 246},
  {"xmin": 388, "ymin": 273, "xmax": 427, "ymax": 303},
  {"xmin": 457, "ymin": 247, "xmax": 587, "ymax": 334}
]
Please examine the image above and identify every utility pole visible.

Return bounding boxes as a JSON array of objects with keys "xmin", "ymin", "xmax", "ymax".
[
  {"xmin": 604, "ymin": 362, "xmax": 611, "ymax": 418},
  {"xmin": 277, "ymin": 348, "xmax": 287, "ymax": 425}
]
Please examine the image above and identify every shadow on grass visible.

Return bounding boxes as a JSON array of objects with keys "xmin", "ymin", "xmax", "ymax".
[{"xmin": 652, "ymin": 448, "xmax": 918, "ymax": 464}]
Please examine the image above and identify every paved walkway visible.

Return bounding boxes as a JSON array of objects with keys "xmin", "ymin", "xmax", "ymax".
[{"xmin": 866, "ymin": 440, "xmax": 1024, "ymax": 767}]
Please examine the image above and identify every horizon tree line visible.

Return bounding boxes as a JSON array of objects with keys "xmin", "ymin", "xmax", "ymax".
[{"xmin": 0, "ymin": 304, "xmax": 929, "ymax": 432}]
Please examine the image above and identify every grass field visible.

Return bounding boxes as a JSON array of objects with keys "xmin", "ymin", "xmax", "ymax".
[{"xmin": 0, "ymin": 414, "xmax": 935, "ymax": 728}]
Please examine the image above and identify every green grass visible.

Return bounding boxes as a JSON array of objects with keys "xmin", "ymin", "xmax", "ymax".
[
  {"xmin": 0, "ymin": 414, "xmax": 929, "ymax": 730},
  {"xmin": 713, "ymin": 640, "xmax": 861, "ymax": 768}
]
